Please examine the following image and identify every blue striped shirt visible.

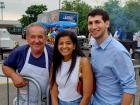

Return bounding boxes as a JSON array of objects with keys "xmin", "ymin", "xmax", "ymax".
[{"xmin": 91, "ymin": 35, "xmax": 137, "ymax": 105}]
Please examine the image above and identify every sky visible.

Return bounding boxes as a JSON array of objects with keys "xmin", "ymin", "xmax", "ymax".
[{"xmin": 1, "ymin": 0, "xmax": 127, "ymax": 20}]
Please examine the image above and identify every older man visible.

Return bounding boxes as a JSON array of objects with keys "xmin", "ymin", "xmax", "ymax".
[{"xmin": 2, "ymin": 23, "xmax": 53, "ymax": 105}]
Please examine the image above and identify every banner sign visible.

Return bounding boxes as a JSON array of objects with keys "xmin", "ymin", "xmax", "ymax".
[{"xmin": 59, "ymin": 12, "xmax": 78, "ymax": 23}]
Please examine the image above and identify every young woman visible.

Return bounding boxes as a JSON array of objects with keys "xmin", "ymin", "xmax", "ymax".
[{"xmin": 50, "ymin": 30, "xmax": 95, "ymax": 105}]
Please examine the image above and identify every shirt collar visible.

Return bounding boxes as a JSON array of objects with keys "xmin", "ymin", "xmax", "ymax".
[{"xmin": 93, "ymin": 34, "xmax": 112, "ymax": 50}]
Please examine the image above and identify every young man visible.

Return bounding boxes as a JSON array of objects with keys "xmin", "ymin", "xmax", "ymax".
[
  {"xmin": 88, "ymin": 9, "xmax": 137, "ymax": 105},
  {"xmin": 2, "ymin": 23, "xmax": 53, "ymax": 104}
]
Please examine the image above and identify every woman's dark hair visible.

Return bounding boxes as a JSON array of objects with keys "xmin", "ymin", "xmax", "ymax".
[{"xmin": 51, "ymin": 30, "xmax": 85, "ymax": 88}]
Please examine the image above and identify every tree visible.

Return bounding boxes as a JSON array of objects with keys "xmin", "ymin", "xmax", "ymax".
[
  {"xmin": 19, "ymin": 5, "xmax": 47, "ymax": 27},
  {"xmin": 123, "ymin": 0, "xmax": 140, "ymax": 32},
  {"xmin": 102, "ymin": 0, "xmax": 140, "ymax": 40},
  {"xmin": 102, "ymin": 0, "xmax": 127, "ymax": 33},
  {"xmin": 19, "ymin": 15, "xmax": 30, "ymax": 28},
  {"xmin": 61, "ymin": 0, "xmax": 92, "ymax": 35}
]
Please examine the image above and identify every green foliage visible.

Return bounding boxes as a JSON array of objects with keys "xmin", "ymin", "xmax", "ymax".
[
  {"xmin": 123, "ymin": 0, "xmax": 140, "ymax": 32},
  {"xmin": 61, "ymin": 0, "xmax": 92, "ymax": 35},
  {"xmin": 20, "ymin": 0, "xmax": 140, "ymax": 36},
  {"xmin": 19, "ymin": 15, "xmax": 30, "ymax": 28},
  {"xmin": 19, "ymin": 5, "xmax": 47, "ymax": 28},
  {"xmin": 102, "ymin": 0, "xmax": 127, "ymax": 32},
  {"xmin": 98, "ymin": 0, "xmax": 140, "ymax": 37},
  {"xmin": 61, "ymin": 0, "xmax": 139, "ymax": 35}
]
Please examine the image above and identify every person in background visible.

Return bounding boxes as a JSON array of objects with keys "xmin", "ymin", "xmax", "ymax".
[
  {"xmin": 87, "ymin": 9, "xmax": 137, "ymax": 105},
  {"xmin": 51, "ymin": 29, "xmax": 57, "ymax": 38},
  {"xmin": 88, "ymin": 33, "xmax": 95, "ymax": 57},
  {"xmin": 2, "ymin": 23, "xmax": 53, "ymax": 105},
  {"xmin": 56, "ymin": 27, "xmax": 65, "ymax": 34},
  {"xmin": 114, "ymin": 27, "xmax": 126, "ymax": 41},
  {"xmin": 50, "ymin": 30, "xmax": 95, "ymax": 105},
  {"xmin": 48, "ymin": 28, "xmax": 51, "ymax": 38}
]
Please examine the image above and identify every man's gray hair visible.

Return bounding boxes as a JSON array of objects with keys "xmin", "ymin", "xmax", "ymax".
[{"xmin": 26, "ymin": 22, "xmax": 48, "ymax": 36}]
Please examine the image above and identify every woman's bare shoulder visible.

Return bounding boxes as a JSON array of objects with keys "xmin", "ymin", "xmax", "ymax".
[{"xmin": 80, "ymin": 57, "xmax": 90, "ymax": 65}]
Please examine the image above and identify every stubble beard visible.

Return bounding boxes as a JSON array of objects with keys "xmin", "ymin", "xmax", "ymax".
[{"xmin": 92, "ymin": 29, "xmax": 107, "ymax": 44}]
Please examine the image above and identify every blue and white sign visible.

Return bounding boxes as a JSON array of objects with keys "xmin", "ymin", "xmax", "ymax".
[{"xmin": 59, "ymin": 12, "xmax": 78, "ymax": 23}]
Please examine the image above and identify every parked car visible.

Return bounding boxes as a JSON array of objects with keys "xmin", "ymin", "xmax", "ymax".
[
  {"xmin": 77, "ymin": 35, "xmax": 90, "ymax": 50},
  {"xmin": 0, "ymin": 28, "xmax": 18, "ymax": 49}
]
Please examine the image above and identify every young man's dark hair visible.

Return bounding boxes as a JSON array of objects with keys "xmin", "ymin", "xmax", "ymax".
[{"xmin": 88, "ymin": 8, "xmax": 110, "ymax": 22}]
